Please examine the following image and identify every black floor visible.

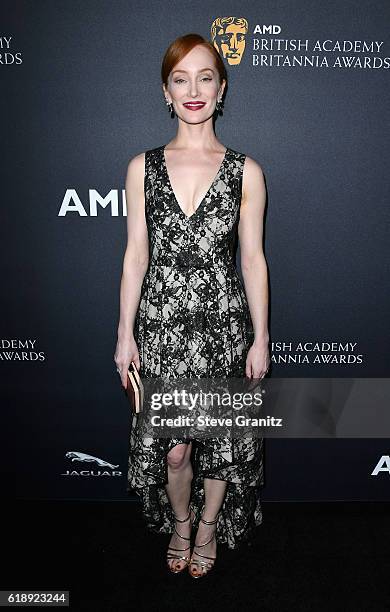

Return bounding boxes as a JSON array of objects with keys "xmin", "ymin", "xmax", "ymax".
[{"xmin": 2, "ymin": 500, "xmax": 390, "ymax": 611}]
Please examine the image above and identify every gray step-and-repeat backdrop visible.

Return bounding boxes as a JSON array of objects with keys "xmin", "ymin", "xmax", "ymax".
[{"xmin": 2, "ymin": 1, "xmax": 389, "ymax": 501}]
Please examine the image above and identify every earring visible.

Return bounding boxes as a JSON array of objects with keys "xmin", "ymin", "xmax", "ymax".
[
  {"xmin": 165, "ymin": 99, "xmax": 175, "ymax": 118},
  {"xmin": 215, "ymin": 98, "xmax": 224, "ymax": 116}
]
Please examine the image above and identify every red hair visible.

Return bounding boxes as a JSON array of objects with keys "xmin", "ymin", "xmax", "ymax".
[{"xmin": 161, "ymin": 33, "xmax": 227, "ymax": 87}]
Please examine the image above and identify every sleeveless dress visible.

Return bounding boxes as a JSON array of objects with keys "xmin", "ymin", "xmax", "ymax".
[{"xmin": 127, "ymin": 144, "xmax": 264, "ymax": 550}]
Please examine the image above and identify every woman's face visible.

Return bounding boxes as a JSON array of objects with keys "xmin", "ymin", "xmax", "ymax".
[{"xmin": 163, "ymin": 45, "xmax": 225, "ymax": 123}]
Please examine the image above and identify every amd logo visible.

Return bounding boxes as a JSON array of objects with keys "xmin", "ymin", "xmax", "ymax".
[
  {"xmin": 253, "ymin": 25, "xmax": 282, "ymax": 34},
  {"xmin": 371, "ymin": 455, "xmax": 390, "ymax": 476}
]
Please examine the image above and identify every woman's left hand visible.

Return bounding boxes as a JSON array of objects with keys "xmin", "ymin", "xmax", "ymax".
[{"xmin": 245, "ymin": 338, "xmax": 270, "ymax": 379}]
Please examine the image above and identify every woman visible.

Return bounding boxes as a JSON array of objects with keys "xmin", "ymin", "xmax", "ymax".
[{"xmin": 114, "ymin": 33, "xmax": 269, "ymax": 578}]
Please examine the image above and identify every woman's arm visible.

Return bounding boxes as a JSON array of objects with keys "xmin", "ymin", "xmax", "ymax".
[
  {"xmin": 238, "ymin": 156, "xmax": 270, "ymax": 378},
  {"xmin": 114, "ymin": 152, "xmax": 149, "ymax": 387}
]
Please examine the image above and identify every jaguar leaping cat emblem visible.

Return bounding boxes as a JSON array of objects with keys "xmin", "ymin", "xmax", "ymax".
[{"xmin": 65, "ymin": 451, "xmax": 119, "ymax": 469}]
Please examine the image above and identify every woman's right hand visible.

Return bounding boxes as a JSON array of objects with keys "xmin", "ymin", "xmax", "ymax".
[{"xmin": 114, "ymin": 337, "xmax": 140, "ymax": 389}]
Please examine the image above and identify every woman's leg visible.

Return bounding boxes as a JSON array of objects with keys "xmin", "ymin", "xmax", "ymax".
[
  {"xmin": 189, "ymin": 477, "xmax": 227, "ymax": 577},
  {"xmin": 165, "ymin": 442, "xmax": 193, "ymax": 571}
]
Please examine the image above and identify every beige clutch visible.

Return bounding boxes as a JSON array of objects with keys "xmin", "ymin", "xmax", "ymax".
[{"xmin": 126, "ymin": 361, "xmax": 144, "ymax": 414}]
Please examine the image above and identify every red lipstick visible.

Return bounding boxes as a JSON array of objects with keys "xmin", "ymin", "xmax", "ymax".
[{"xmin": 183, "ymin": 102, "xmax": 206, "ymax": 111}]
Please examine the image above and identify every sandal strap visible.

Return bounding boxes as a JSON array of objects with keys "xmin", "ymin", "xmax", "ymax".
[
  {"xmin": 192, "ymin": 549, "xmax": 216, "ymax": 561},
  {"xmin": 171, "ymin": 506, "xmax": 193, "ymax": 541},
  {"xmin": 193, "ymin": 511, "xmax": 218, "ymax": 548},
  {"xmin": 190, "ymin": 560, "xmax": 212, "ymax": 569},
  {"xmin": 167, "ymin": 542, "xmax": 190, "ymax": 552},
  {"xmin": 173, "ymin": 505, "xmax": 192, "ymax": 523},
  {"xmin": 173, "ymin": 525, "xmax": 191, "ymax": 541},
  {"xmin": 190, "ymin": 558, "xmax": 214, "ymax": 569},
  {"xmin": 167, "ymin": 553, "xmax": 190, "ymax": 561},
  {"xmin": 193, "ymin": 532, "xmax": 215, "ymax": 547},
  {"xmin": 199, "ymin": 512, "xmax": 219, "ymax": 526}
]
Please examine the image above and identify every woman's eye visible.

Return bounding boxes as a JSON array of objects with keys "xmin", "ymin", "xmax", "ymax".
[{"xmin": 174, "ymin": 77, "xmax": 212, "ymax": 83}]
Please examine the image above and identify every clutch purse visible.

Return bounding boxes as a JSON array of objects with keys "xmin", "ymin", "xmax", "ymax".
[{"xmin": 126, "ymin": 361, "xmax": 144, "ymax": 414}]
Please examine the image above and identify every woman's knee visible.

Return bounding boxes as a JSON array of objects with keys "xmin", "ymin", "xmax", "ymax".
[{"xmin": 167, "ymin": 443, "xmax": 191, "ymax": 469}]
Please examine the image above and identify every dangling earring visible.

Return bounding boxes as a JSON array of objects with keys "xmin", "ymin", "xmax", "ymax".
[
  {"xmin": 215, "ymin": 98, "xmax": 224, "ymax": 116},
  {"xmin": 165, "ymin": 99, "xmax": 175, "ymax": 118}
]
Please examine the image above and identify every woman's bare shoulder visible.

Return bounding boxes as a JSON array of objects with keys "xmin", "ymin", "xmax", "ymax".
[
  {"xmin": 126, "ymin": 152, "xmax": 151, "ymax": 197},
  {"xmin": 126, "ymin": 150, "xmax": 146, "ymax": 177},
  {"xmin": 241, "ymin": 154, "xmax": 266, "ymax": 206},
  {"xmin": 126, "ymin": 144, "xmax": 162, "ymax": 180},
  {"xmin": 242, "ymin": 154, "xmax": 265, "ymax": 180}
]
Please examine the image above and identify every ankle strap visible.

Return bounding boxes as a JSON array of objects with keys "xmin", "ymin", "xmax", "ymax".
[
  {"xmin": 200, "ymin": 512, "xmax": 219, "ymax": 526},
  {"xmin": 173, "ymin": 505, "xmax": 192, "ymax": 523}
]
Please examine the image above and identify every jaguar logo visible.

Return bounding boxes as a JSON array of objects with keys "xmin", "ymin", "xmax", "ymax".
[{"xmin": 65, "ymin": 451, "xmax": 119, "ymax": 469}]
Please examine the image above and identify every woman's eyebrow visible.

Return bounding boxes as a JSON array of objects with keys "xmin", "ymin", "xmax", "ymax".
[{"xmin": 172, "ymin": 67, "xmax": 214, "ymax": 75}]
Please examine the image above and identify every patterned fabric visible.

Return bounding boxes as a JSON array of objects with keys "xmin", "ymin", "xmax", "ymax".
[{"xmin": 127, "ymin": 144, "xmax": 264, "ymax": 549}]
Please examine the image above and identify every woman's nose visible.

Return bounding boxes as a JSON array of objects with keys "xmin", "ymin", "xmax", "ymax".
[{"xmin": 189, "ymin": 81, "xmax": 200, "ymax": 97}]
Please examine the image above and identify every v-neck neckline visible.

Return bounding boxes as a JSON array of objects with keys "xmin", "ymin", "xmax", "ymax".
[{"xmin": 161, "ymin": 144, "xmax": 229, "ymax": 220}]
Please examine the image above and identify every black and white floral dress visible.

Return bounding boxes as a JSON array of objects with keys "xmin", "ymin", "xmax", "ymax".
[{"xmin": 127, "ymin": 144, "xmax": 264, "ymax": 549}]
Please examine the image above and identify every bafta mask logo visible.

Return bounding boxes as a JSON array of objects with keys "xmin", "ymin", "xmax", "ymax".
[{"xmin": 211, "ymin": 17, "xmax": 249, "ymax": 66}]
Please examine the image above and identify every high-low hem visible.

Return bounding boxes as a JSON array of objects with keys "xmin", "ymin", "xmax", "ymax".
[{"xmin": 127, "ymin": 437, "xmax": 264, "ymax": 550}]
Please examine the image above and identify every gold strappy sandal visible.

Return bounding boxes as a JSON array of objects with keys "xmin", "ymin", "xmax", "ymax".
[
  {"xmin": 166, "ymin": 505, "xmax": 194, "ymax": 574},
  {"xmin": 189, "ymin": 512, "xmax": 219, "ymax": 578}
]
